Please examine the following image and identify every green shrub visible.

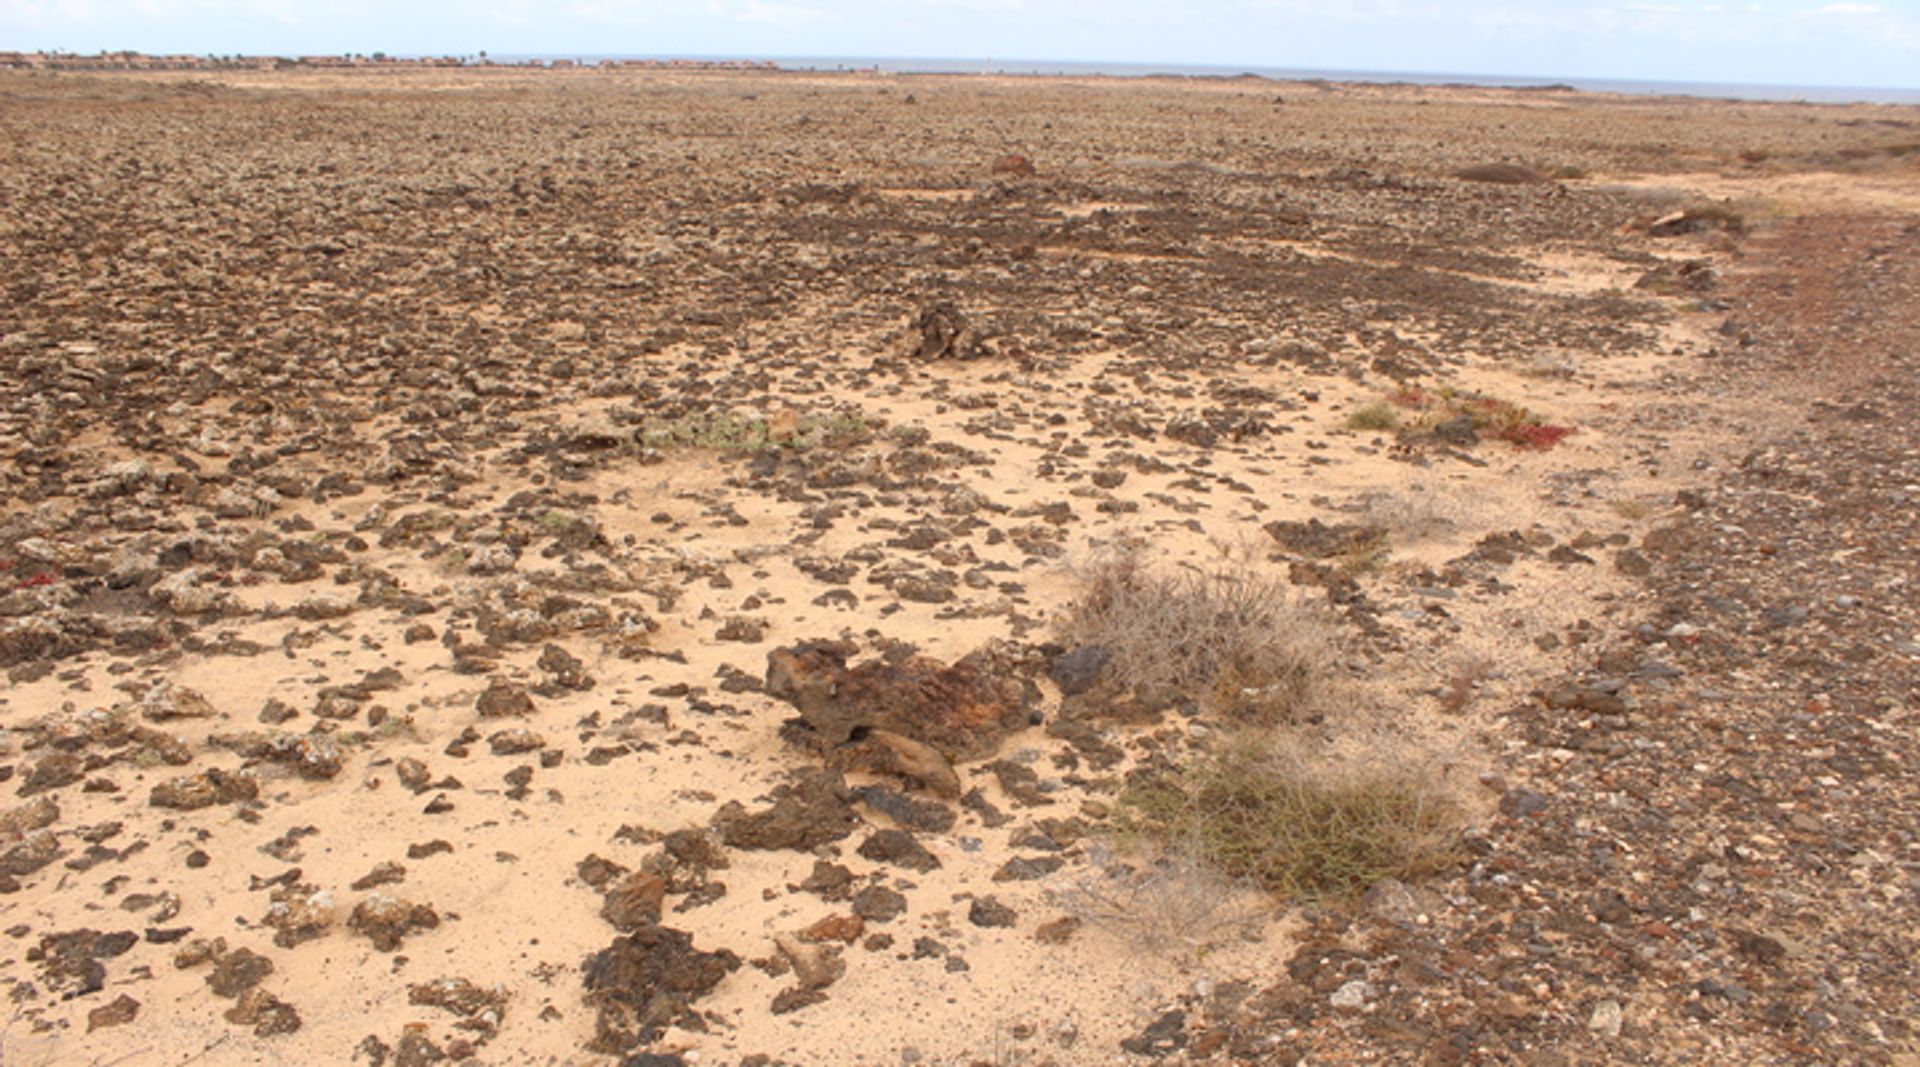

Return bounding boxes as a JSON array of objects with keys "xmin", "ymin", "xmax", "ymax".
[
  {"xmin": 1121, "ymin": 734, "xmax": 1461, "ymax": 900},
  {"xmin": 1344, "ymin": 400, "xmax": 1401, "ymax": 432}
]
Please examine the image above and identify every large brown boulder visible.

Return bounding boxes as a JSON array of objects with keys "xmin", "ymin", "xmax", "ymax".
[{"xmin": 765, "ymin": 641, "xmax": 1032, "ymax": 762}]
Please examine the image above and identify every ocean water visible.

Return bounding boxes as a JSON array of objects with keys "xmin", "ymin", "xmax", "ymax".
[{"xmin": 504, "ymin": 53, "xmax": 1920, "ymax": 106}]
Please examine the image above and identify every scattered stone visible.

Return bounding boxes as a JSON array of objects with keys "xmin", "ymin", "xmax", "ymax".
[
  {"xmin": 409, "ymin": 977, "xmax": 507, "ymax": 1035},
  {"xmin": 349, "ymin": 895, "xmax": 441, "ymax": 952},
  {"xmin": 475, "ymin": 678, "xmax": 534, "ymax": 718},
  {"xmin": 87, "ymin": 993, "xmax": 141, "ymax": 1032},
  {"xmin": 263, "ymin": 885, "xmax": 336, "ymax": 948},
  {"xmin": 581, "ymin": 922, "xmax": 741, "ymax": 1055},
  {"xmin": 966, "ymin": 896, "xmax": 1017, "ymax": 928},
  {"xmin": 207, "ymin": 947, "xmax": 274, "ymax": 997},
  {"xmin": 150, "ymin": 768, "xmax": 259, "ymax": 810},
  {"xmin": 713, "ymin": 767, "xmax": 858, "ymax": 851},
  {"xmin": 601, "ymin": 872, "xmax": 668, "ymax": 932},
  {"xmin": 1121, "ymin": 1010, "xmax": 1188, "ymax": 1056},
  {"xmin": 1049, "ymin": 645, "xmax": 1110, "ymax": 696},
  {"xmin": 226, "ymin": 987, "xmax": 303, "ymax": 1036},
  {"xmin": 856, "ymin": 829, "xmax": 941, "ymax": 873},
  {"xmin": 1034, "ymin": 916, "xmax": 1081, "ymax": 944},
  {"xmin": 774, "ymin": 932, "xmax": 845, "ymax": 990},
  {"xmin": 1454, "ymin": 162, "xmax": 1548, "ymax": 184},
  {"xmin": 851, "ymin": 885, "xmax": 907, "ymax": 923},
  {"xmin": 487, "ymin": 729, "xmax": 545, "ymax": 755}
]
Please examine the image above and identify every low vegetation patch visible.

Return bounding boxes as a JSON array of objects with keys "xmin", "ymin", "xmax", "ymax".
[
  {"xmin": 1120, "ymin": 734, "xmax": 1462, "ymax": 901},
  {"xmin": 1343, "ymin": 400, "xmax": 1402, "ymax": 432},
  {"xmin": 1048, "ymin": 846, "xmax": 1264, "ymax": 956},
  {"xmin": 1057, "ymin": 547, "xmax": 1335, "ymax": 725},
  {"xmin": 638, "ymin": 410, "xmax": 874, "ymax": 453},
  {"xmin": 1384, "ymin": 384, "xmax": 1574, "ymax": 450}
]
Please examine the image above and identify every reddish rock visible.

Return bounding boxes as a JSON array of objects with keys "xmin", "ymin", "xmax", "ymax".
[
  {"xmin": 765, "ymin": 641, "xmax": 1031, "ymax": 762},
  {"xmin": 990, "ymin": 153, "xmax": 1037, "ymax": 177}
]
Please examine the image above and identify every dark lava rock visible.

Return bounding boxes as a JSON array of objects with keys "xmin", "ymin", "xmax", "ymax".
[
  {"xmin": 225, "ymin": 987, "xmax": 302, "ymax": 1036},
  {"xmin": 713, "ymin": 767, "xmax": 857, "ymax": 851},
  {"xmin": 1048, "ymin": 645, "xmax": 1110, "ymax": 697},
  {"xmin": 850, "ymin": 885, "xmax": 907, "ymax": 923},
  {"xmin": 149, "ymin": 768, "xmax": 258, "ymax": 810},
  {"xmin": 992, "ymin": 855, "xmax": 1065, "ymax": 882},
  {"xmin": 582, "ymin": 922, "xmax": 741, "ymax": 1055},
  {"xmin": 967, "ymin": 896, "xmax": 1018, "ymax": 928},
  {"xmin": 988, "ymin": 760, "xmax": 1050, "ymax": 807},
  {"xmin": 770, "ymin": 987, "xmax": 829, "ymax": 1014},
  {"xmin": 409, "ymin": 976, "xmax": 508, "ymax": 1031},
  {"xmin": 577, "ymin": 854, "xmax": 631, "ymax": 890},
  {"xmin": 1614, "ymin": 549, "xmax": 1653, "ymax": 577},
  {"xmin": 856, "ymin": 829, "xmax": 941, "ymax": 873},
  {"xmin": 538, "ymin": 643, "xmax": 594, "ymax": 691},
  {"xmin": 989, "ymin": 154, "xmax": 1037, "ymax": 178},
  {"xmin": 1122, "ymin": 1010, "xmax": 1189, "ymax": 1055},
  {"xmin": 857, "ymin": 785, "xmax": 956, "ymax": 833},
  {"xmin": 1263, "ymin": 518, "xmax": 1386, "ymax": 559},
  {"xmin": 1431, "ymin": 414, "xmax": 1480, "ymax": 446},
  {"xmin": 1454, "ymin": 162, "xmax": 1548, "ymax": 185},
  {"xmin": 1498, "ymin": 788, "xmax": 1549, "ymax": 818},
  {"xmin": 28, "ymin": 928, "xmax": 138, "ymax": 997},
  {"xmin": 475, "ymin": 678, "xmax": 535, "ymax": 718},
  {"xmin": 17, "ymin": 752, "xmax": 84, "ymax": 796},
  {"xmin": 206, "ymin": 947, "xmax": 274, "ymax": 998},
  {"xmin": 913, "ymin": 301, "xmax": 986, "ymax": 360},
  {"xmin": 349, "ymin": 895, "xmax": 441, "ymax": 952},
  {"xmin": 797, "ymin": 860, "xmax": 855, "ymax": 901},
  {"xmin": 765, "ymin": 641, "xmax": 1031, "ymax": 761},
  {"xmin": 351, "ymin": 861, "xmax": 408, "ymax": 891},
  {"xmin": 602, "ymin": 872, "xmax": 668, "ymax": 932},
  {"xmin": 87, "ymin": 992, "xmax": 140, "ymax": 1032}
]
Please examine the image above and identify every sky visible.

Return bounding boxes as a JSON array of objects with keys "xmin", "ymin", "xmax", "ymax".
[{"xmin": 3, "ymin": 0, "xmax": 1918, "ymax": 89}]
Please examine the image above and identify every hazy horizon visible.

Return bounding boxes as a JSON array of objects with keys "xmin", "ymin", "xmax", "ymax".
[{"xmin": 4, "ymin": 1, "xmax": 1919, "ymax": 92}]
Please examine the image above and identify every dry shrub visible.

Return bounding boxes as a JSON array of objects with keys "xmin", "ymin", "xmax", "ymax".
[
  {"xmin": 1121, "ymin": 732, "xmax": 1461, "ymax": 901},
  {"xmin": 1047, "ymin": 844, "xmax": 1266, "ymax": 956},
  {"xmin": 1057, "ymin": 547, "xmax": 1335, "ymax": 724},
  {"xmin": 1354, "ymin": 476, "xmax": 1465, "ymax": 544}
]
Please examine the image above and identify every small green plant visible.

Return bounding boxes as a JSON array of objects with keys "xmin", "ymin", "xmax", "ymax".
[
  {"xmin": 1121, "ymin": 733, "xmax": 1461, "ymax": 901},
  {"xmin": 1344, "ymin": 400, "xmax": 1401, "ymax": 432}
]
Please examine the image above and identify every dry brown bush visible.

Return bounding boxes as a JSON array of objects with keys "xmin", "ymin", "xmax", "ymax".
[{"xmin": 1055, "ymin": 546, "xmax": 1336, "ymax": 725}]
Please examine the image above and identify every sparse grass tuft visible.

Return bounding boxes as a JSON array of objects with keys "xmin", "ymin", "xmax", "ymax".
[
  {"xmin": 1344, "ymin": 400, "xmax": 1402, "ymax": 433},
  {"xmin": 1121, "ymin": 732, "xmax": 1462, "ymax": 901},
  {"xmin": 1057, "ymin": 546, "xmax": 1336, "ymax": 725},
  {"xmin": 638, "ymin": 410, "xmax": 874, "ymax": 454},
  {"xmin": 1047, "ymin": 844, "xmax": 1266, "ymax": 956}
]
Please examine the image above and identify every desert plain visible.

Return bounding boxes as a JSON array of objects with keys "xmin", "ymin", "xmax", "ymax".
[{"xmin": 1, "ymin": 64, "xmax": 1918, "ymax": 1066}]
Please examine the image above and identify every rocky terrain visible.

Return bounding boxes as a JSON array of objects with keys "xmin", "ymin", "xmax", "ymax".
[{"xmin": 0, "ymin": 66, "xmax": 1915, "ymax": 1065}]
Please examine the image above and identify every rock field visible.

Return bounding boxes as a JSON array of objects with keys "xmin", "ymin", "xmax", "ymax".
[{"xmin": 1, "ymin": 66, "xmax": 1917, "ymax": 1065}]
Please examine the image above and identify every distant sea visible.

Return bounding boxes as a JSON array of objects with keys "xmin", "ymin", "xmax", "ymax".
[{"xmin": 501, "ymin": 54, "xmax": 1920, "ymax": 106}]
